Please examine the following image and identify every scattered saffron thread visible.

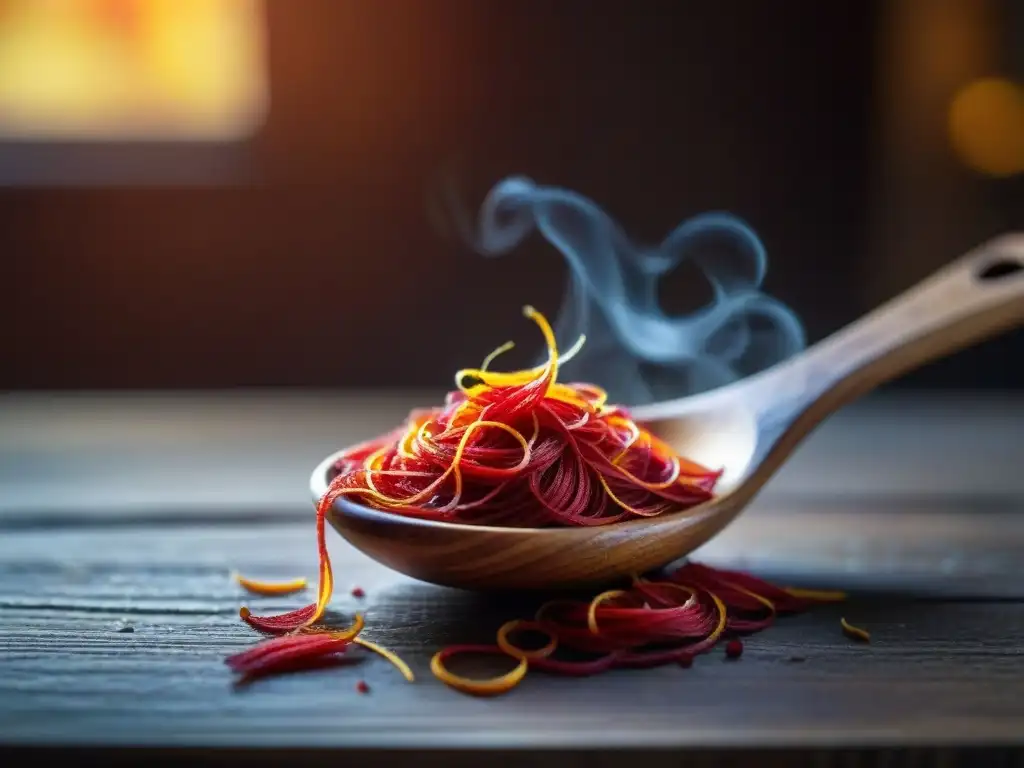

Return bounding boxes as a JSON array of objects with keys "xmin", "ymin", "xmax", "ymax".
[
  {"xmin": 840, "ymin": 617, "xmax": 871, "ymax": 642},
  {"xmin": 430, "ymin": 645, "xmax": 530, "ymax": 697},
  {"xmin": 233, "ymin": 572, "xmax": 308, "ymax": 596},
  {"xmin": 225, "ymin": 631, "xmax": 357, "ymax": 680},
  {"xmin": 226, "ymin": 560, "xmax": 847, "ymax": 688},
  {"xmin": 354, "ymin": 637, "xmax": 416, "ymax": 682}
]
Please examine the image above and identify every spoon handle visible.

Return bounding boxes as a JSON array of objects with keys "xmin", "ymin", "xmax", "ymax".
[
  {"xmin": 739, "ymin": 233, "xmax": 1024, "ymax": 439},
  {"xmin": 635, "ymin": 233, "xmax": 1024, "ymax": 440}
]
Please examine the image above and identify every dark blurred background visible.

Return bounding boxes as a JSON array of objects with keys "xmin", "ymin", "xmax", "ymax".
[{"xmin": 1, "ymin": 0, "xmax": 1022, "ymax": 393}]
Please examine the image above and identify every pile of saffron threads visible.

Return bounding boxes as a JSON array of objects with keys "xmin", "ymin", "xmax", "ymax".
[
  {"xmin": 226, "ymin": 305, "xmax": 845, "ymax": 689},
  {"xmin": 236, "ymin": 305, "xmax": 724, "ymax": 640},
  {"xmin": 326, "ymin": 305, "xmax": 722, "ymax": 528}
]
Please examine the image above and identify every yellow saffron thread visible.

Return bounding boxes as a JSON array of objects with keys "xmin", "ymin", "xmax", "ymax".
[
  {"xmin": 353, "ymin": 637, "xmax": 415, "ymax": 682},
  {"xmin": 840, "ymin": 617, "xmax": 871, "ymax": 642},
  {"xmin": 233, "ymin": 573, "xmax": 308, "ymax": 596}
]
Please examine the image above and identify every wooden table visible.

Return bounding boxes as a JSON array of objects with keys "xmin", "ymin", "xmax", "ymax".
[{"xmin": 2, "ymin": 391, "xmax": 1023, "ymax": 767}]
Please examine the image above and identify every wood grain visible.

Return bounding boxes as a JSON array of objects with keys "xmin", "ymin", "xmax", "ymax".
[{"xmin": 2, "ymin": 509, "xmax": 1023, "ymax": 749}]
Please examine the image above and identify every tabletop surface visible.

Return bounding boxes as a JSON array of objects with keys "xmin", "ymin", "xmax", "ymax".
[{"xmin": 2, "ymin": 390, "xmax": 1023, "ymax": 759}]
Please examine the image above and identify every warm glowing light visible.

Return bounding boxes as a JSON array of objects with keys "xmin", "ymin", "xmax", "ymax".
[
  {"xmin": 0, "ymin": 0, "xmax": 268, "ymax": 141},
  {"xmin": 948, "ymin": 77, "xmax": 1024, "ymax": 178}
]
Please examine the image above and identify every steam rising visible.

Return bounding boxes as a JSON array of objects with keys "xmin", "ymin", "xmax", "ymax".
[{"xmin": 451, "ymin": 176, "xmax": 805, "ymax": 406}]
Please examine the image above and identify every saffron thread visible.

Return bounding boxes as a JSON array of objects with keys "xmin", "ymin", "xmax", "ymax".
[{"xmin": 841, "ymin": 617, "xmax": 871, "ymax": 642}]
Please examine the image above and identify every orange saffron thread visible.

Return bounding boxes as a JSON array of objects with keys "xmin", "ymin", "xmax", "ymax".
[
  {"xmin": 234, "ymin": 573, "xmax": 308, "ymax": 596},
  {"xmin": 430, "ymin": 645, "xmax": 529, "ymax": 697}
]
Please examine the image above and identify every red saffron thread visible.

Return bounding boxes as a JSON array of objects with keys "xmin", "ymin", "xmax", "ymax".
[
  {"xmin": 356, "ymin": 680, "xmax": 370, "ymax": 694},
  {"xmin": 225, "ymin": 632, "xmax": 356, "ymax": 680}
]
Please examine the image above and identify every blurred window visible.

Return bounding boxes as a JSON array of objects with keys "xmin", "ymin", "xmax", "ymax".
[{"xmin": 0, "ymin": 0, "xmax": 267, "ymax": 141}]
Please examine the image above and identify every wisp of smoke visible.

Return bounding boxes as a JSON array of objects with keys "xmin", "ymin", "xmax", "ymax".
[{"xmin": 441, "ymin": 175, "xmax": 805, "ymax": 407}]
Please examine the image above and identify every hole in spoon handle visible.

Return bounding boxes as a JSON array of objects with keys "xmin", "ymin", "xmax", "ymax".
[{"xmin": 976, "ymin": 257, "xmax": 1024, "ymax": 281}]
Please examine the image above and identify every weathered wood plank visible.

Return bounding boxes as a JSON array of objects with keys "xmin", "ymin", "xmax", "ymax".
[
  {"xmin": 5, "ymin": 596, "xmax": 1024, "ymax": 748},
  {"xmin": 3, "ymin": 391, "xmax": 1024, "ymax": 524},
  {"xmin": 3, "ymin": 503, "xmax": 1023, "ymax": 597},
  {"xmin": 0, "ymin": 390, "xmax": 431, "ymax": 522},
  {"xmin": 2, "ymin": 747, "xmax": 1022, "ymax": 768},
  {"xmin": 2, "ymin": 517, "xmax": 1023, "ymax": 748}
]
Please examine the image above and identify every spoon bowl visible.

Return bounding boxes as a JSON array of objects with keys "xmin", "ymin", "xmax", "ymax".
[
  {"xmin": 313, "ymin": 234, "xmax": 1024, "ymax": 591},
  {"xmin": 312, "ymin": 449, "xmax": 747, "ymax": 591}
]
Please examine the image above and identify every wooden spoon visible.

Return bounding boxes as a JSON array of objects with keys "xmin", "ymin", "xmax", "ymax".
[{"xmin": 312, "ymin": 233, "xmax": 1024, "ymax": 590}]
